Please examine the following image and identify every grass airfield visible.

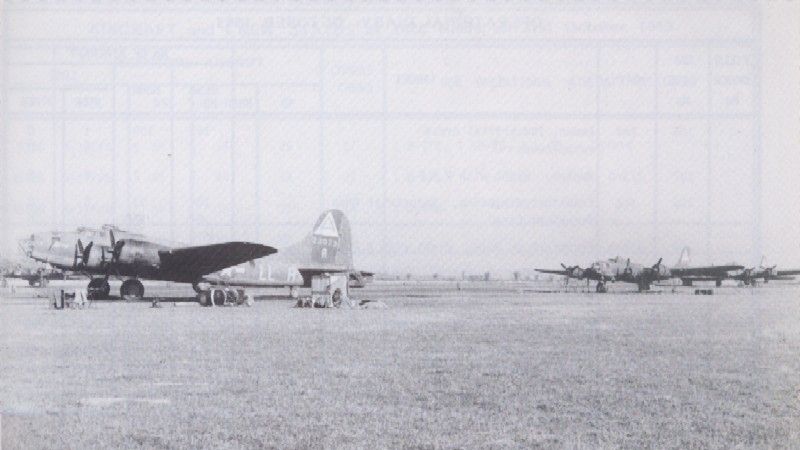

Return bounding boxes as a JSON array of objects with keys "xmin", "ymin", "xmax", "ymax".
[{"xmin": 2, "ymin": 280, "xmax": 800, "ymax": 448}]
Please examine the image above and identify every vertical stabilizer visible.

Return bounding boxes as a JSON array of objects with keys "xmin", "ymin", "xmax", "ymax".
[
  {"xmin": 280, "ymin": 209, "xmax": 354, "ymax": 270},
  {"xmin": 676, "ymin": 247, "xmax": 691, "ymax": 268}
]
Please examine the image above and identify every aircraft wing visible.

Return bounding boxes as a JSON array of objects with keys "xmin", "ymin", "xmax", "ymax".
[
  {"xmin": 535, "ymin": 269, "xmax": 569, "ymax": 276},
  {"xmin": 769, "ymin": 275, "xmax": 797, "ymax": 281},
  {"xmin": 670, "ymin": 265, "xmax": 743, "ymax": 277},
  {"xmin": 677, "ymin": 275, "xmax": 724, "ymax": 282},
  {"xmin": 777, "ymin": 269, "xmax": 800, "ymax": 276},
  {"xmin": 159, "ymin": 242, "xmax": 276, "ymax": 281}
]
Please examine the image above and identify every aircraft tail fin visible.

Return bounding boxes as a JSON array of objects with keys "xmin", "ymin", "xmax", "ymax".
[
  {"xmin": 759, "ymin": 255, "xmax": 769, "ymax": 269},
  {"xmin": 676, "ymin": 247, "xmax": 691, "ymax": 268},
  {"xmin": 282, "ymin": 209, "xmax": 354, "ymax": 270}
]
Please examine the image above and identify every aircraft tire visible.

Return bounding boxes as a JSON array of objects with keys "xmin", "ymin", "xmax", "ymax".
[
  {"xmin": 715, "ymin": 279, "xmax": 722, "ymax": 288},
  {"xmin": 197, "ymin": 291, "xmax": 210, "ymax": 307},
  {"xmin": 87, "ymin": 278, "xmax": 111, "ymax": 300},
  {"xmin": 28, "ymin": 279, "xmax": 37, "ymax": 287},
  {"xmin": 121, "ymin": 279, "xmax": 145, "ymax": 300},
  {"xmin": 212, "ymin": 289, "xmax": 226, "ymax": 306}
]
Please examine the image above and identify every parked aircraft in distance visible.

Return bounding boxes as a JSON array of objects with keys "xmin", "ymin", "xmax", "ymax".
[
  {"xmin": 19, "ymin": 226, "xmax": 275, "ymax": 299},
  {"xmin": 677, "ymin": 252, "xmax": 800, "ymax": 286},
  {"xmin": 537, "ymin": 248, "xmax": 743, "ymax": 292},
  {"xmin": 537, "ymin": 257, "xmax": 671, "ymax": 292},
  {"xmin": 201, "ymin": 209, "xmax": 373, "ymax": 294},
  {"xmin": 0, "ymin": 258, "xmax": 67, "ymax": 287}
]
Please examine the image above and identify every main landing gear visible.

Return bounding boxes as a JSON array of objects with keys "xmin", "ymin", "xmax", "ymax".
[
  {"xmin": 120, "ymin": 279, "xmax": 144, "ymax": 300},
  {"xmin": 595, "ymin": 280, "xmax": 608, "ymax": 293},
  {"xmin": 86, "ymin": 277, "xmax": 145, "ymax": 300},
  {"xmin": 87, "ymin": 278, "xmax": 111, "ymax": 300}
]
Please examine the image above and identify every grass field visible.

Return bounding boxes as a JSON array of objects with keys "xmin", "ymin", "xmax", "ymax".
[{"xmin": 2, "ymin": 283, "xmax": 800, "ymax": 448}]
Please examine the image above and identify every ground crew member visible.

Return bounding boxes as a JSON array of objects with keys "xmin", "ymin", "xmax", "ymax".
[{"xmin": 332, "ymin": 288, "xmax": 342, "ymax": 308}]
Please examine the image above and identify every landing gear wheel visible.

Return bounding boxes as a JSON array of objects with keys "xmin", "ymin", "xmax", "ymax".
[
  {"xmin": 197, "ymin": 291, "xmax": 211, "ymax": 307},
  {"xmin": 212, "ymin": 289, "xmax": 226, "ymax": 306},
  {"xmin": 120, "ymin": 279, "xmax": 145, "ymax": 301},
  {"xmin": 28, "ymin": 279, "xmax": 37, "ymax": 287},
  {"xmin": 715, "ymin": 279, "xmax": 722, "ymax": 288},
  {"xmin": 88, "ymin": 278, "xmax": 111, "ymax": 300},
  {"xmin": 596, "ymin": 281, "xmax": 607, "ymax": 293}
]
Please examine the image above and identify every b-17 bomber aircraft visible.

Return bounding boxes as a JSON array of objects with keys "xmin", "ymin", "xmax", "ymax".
[
  {"xmin": 19, "ymin": 225, "xmax": 276, "ymax": 299},
  {"xmin": 537, "ymin": 250, "xmax": 743, "ymax": 293},
  {"xmin": 537, "ymin": 257, "xmax": 672, "ymax": 293},
  {"xmin": 677, "ymin": 255, "xmax": 800, "ymax": 287},
  {"xmin": 200, "ymin": 209, "xmax": 373, "ymax": 294}
]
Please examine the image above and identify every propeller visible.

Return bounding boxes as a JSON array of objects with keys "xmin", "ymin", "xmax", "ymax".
[
  {"xmin": 764, "ymin": 264, "xmax": 778, "ymax": 278},
  {"xmin": 652, "ymin": 257, "xmax": 663, "ymax": 270},
  {"xmin": 742, "ymin": 267, "xmax": 754, "ymax": 285},
  {"xmin": 623, "ymin": 258, "xmax": 633, "ymax": 277},
  {"xmin": 108, "ymin": 229, "xmax": 125, "ymax": 265},
  {"xmin": 560, "ymin": 263, "xmax": 584, "ymax": 279},
  {"xmin": 73, "ymin": 239, "xmax": 93, "ymax": 268},
  {"xmin": 643, "ymin": 257, "xmax": 663, "ymax": 282}
]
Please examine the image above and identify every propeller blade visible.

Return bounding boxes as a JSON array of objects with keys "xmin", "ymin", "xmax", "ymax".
[
  {"xmin": 109, "ymin": 229, "xmax": 116, "ymax": 248},
  {"xmin": 111, "ymin": 240, "xmax": 125, "ymax": 263},
  {"xmin": 77, "ymin": 239, "xmax": 84, "ymax": 255},
  {"xmin": 82, "ymin": 241, "xmax": 93, "ymax": 265},
  {"xmin": 560, "ymin": 263, "xmax": 567, "ymax": 269}
]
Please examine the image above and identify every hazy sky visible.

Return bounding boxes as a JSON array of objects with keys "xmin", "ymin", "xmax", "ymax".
[{"xmin": 1, "ymin": 1, "xmax": 798, "ymax": 275}]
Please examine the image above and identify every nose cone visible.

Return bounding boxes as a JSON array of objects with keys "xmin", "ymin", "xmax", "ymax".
[{"xmin": 20, "ymin": 232, "xmax": 59, "ymax": 261}]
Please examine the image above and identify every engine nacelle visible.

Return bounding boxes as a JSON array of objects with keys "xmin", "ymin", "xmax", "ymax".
[{"xmin": 115, "ymin": 239, "xmax": 164, "ymax": 268}]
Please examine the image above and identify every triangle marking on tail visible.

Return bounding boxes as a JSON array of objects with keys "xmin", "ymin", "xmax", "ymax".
[{"xmin": 314, "ymin": 212, "xmax": 339, "ymax": 238}]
